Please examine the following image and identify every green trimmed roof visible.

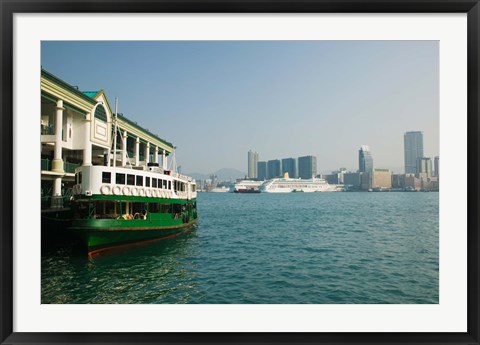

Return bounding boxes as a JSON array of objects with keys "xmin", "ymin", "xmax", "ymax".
[
  {"xmin": 116, "ymin": 113, "xmax": 173, "ymax": 148},
  {"xmin": 83, "ymin": 91, "xmax": 99, "ymax": 98},
  {"xmin": 42, "ymin": 69, "xmax": 174, "ymax": 151},
  {"xmin": 41, "ymin": 69, "xmax": 97, "ymax": 106}
]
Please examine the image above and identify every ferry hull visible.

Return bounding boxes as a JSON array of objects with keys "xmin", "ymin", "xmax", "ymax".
[{"xmin": 71, "ymin": 218, "xmax": 197, "ymax": 254}]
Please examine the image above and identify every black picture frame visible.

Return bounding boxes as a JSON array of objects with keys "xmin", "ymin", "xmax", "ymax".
[{"xmin": 1, "ymin": 1, "xmax": 479, "ymax": 344}]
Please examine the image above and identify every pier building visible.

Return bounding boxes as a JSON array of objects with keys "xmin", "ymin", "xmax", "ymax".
[{"xmin": 41, "ymin": 69, "xmax": 173, "ymax": 209}]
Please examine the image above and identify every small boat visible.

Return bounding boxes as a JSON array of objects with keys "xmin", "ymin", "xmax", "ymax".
[
  {"xmin": 233, "ymin": 180, "xmax": 263, "ymax": 193},
  {"xmin": 209, "ymin": 186, "xmax": 231, "ymax": 193}
]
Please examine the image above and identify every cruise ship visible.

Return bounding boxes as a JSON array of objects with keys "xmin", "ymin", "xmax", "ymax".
[{"xmin": 260, "ymin": 173, "xmax": 340, "ymax": 193}]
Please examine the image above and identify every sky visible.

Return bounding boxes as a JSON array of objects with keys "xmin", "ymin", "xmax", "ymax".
[{"xmin": 41, "ymin": 41, "xmax": 439, "ymax": 174}]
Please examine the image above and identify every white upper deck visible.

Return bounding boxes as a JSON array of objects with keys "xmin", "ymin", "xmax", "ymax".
[{"xmin": 72, "ymin": 165, "xmax": 197, "ymax": 200}]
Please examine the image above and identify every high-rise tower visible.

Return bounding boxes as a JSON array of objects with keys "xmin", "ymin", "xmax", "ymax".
[
  {"xmin": 281, "ymin": 157, "xmax": 297, "ymax": 178},
  {"xmin": 358, "ymin": 145, "xmax": 373, "ymax": 173},
  {"xmin": 298, "ymin": 155, "xmax": 317, "ymax": 179},
  {"xmin": 404, "ymin": 131, "xmax": 424, "ymax": 174},
  {"xmin": 247, "ymin": 150, "xmax": 259, "ymax": 178}
]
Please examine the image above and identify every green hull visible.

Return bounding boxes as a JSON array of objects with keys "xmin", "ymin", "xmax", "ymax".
[
  {"xmin": 71, "ymin": 219, "xmax": 197, "ymax": 254},
  {"xmin": 70, "ymin": 195, "xmax": 197, "ymax": 254}
]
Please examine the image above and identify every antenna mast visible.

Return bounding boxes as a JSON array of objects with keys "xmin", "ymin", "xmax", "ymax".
[{"xmin": 112, "ymin": 97, "xmax": 118, "ymax": 167}]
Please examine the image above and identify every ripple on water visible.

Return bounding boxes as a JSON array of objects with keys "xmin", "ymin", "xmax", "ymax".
[{"xmin": 42, "ymin": 192, "xmax": 439, "ymax": 304}]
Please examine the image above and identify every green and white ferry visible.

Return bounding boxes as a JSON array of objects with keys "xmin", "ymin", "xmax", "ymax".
[
  {"xmin": 40, "ymin": 69, "xmax": 198, "ymax": 255},
  {"xmin": 70, "ymin": 163, "xmax": 197, "ymax": 255}
]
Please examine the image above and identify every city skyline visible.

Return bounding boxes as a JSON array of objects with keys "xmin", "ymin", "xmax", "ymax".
[
  {"xmin": 41, "ymin": 41, "xmax": 439, "ymax": 174},
  {"xmin": 248, "ymin": 131, "xmax": 437, "ymax": 178}
]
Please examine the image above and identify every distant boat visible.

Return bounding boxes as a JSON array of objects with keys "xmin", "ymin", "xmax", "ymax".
[
  {"xmin": 233, "ymin": 180, "xmax": 263, "ymax": 193},
  {"xmin": 209, "ymin": 186, "xmax": 231, "ymax": 193}
]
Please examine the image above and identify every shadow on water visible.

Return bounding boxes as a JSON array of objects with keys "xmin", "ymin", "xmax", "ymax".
[{"xmin": 41, "ymin": 226, "xmax": 199, "ymax": 304}]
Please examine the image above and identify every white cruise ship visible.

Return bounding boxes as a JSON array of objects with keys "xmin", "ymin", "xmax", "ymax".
[
  {"xmin": 260, "ymin": 173, "xmax": 340, "ymax": 193},
  {"xmin": 233, "ymin": 180, "xmax": 264, "ymax": 193}
]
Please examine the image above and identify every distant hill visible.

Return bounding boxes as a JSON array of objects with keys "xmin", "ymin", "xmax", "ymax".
[{"xmin": 186, "ymin": 168, "xmax": 247, "ymax": 181}]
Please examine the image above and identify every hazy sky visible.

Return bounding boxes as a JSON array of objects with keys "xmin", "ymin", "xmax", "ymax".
[{"xmin": 41, "ymin": 41, "xmax": 439, "ymax": 174}]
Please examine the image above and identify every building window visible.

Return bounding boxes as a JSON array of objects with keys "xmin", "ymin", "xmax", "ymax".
[
  {"xmin": 136, "ymin": 175, "xmax": 143, "ymax": 186},
  {"xmin": 102, "ymin": 172, "xmax": 111, "ymax": 183},
  {"xmin": 116, "ymin": 173, "xmax": 125, "ymax": 185},
  {"xmin": 94, "ymin": 104, "xmax": 107, "ymax": 122}
]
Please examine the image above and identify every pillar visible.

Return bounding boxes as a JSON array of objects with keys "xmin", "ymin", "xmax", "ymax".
[
  {"xmin": 154, "ymin": 146, "xmax": 159, "ymax": 164},
  {"xmin": 51, "ymin": 100, "xmax": 64, "ymax": 173},
  {"xmin": 135, "ymin": 137, "xmax": 140, "ymax": 166},
  {"xmin": 83, "ymin": 113, "xmax": 92, "ymax": 166},
  {"xmin": 122, "ymin": 130, "xmax": 127, "ymax": 167},
  {"xmin": 162, "ymin": 150, "xmax": 167, "ymax": 170},
  {"xmin": 145, "ymin": 143, "xmax": 150, "ymax": 164},
  {"xmin": 51, "ymin": 100, "xmax": 64, "ymax": 208}
]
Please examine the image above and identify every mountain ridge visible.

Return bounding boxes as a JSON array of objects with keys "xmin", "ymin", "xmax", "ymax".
[{"xmin": 185, "ymin": 168, "xmax": 247, "ymax": 181}]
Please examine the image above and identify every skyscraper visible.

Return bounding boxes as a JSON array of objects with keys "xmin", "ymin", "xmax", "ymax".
[
  {"xmin": 434, "ymin": 156, "xmax": 439, "ymax": 177},
  {"xmin": 417, "ymin": 157, "xmax": 432, "ymax": 178},
  {"xmin": 267, "ymin": 159, "xmax": 281, "ymax": 179},
  {"xmin": 298, "ymin": 155, "xmax": 317, "ymax": 179},
  {"xmin": 358, "ymin": 145, "xmax": 373, "ymax": 173},
  {"xmin": 281, "ymin": 157, "xmax": 297, "ymax": 178},
  {"xmin": 257, "ymin": 161, "xmax": 267, "ymax": 180},
  {"xmin": 404, "ymin": 131, "xmax": 424, "ymax": 174},
  {"xmin": 247, "ymin": 150, "xmax": 259, "ymax": 178}
]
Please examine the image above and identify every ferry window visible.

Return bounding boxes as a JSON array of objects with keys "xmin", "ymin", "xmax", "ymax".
[
  {"xmin": 192, "ymin": 185, "xmax": 196, "ymax": 192},
  {"xmin": 127, "ymin": 174, "xmax": 135, "ymax": 186},
  {"xmin": 163, "ymin": 180, "xmax": 167, "ymax": 189},
  {"xmin": 160, "ymin": 204, "xmax": 170, "ymax": 213},
  {"xmin": 136, "ymin": 175, "xmax": 143, "ymax": 186},
  {"xmin": 152, "ymin": 178, "xmax": 157, "ymax": 188},
  {"xmin": 116, "ymin": 173, "xmax": 125, "ymax": 185},
  {"xmin": 77, "ymin": 172, "xmax": 82, "ymax": 184},
  {"xmin": 148, "ymin": 203, "xmax": 160, "ymax": 213},
  {"xmin": 146, "ymin": 177, "xmax": 150, "ymax": 187},
  {"xmin": 168, "ymin": 181, "xmax": 171, "ymax": 190},
  {"xmin": 132, "ymin": 202, "xmax": 146, "ymax": 215},
  {"xmin": 102, "ymin": 172, "xmax": 111, "ymax": 183}
]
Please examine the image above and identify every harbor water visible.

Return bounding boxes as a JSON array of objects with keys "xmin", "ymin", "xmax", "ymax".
[{"xmin": 42, "ymin": 192, "xmax": 439, "ymax": 304}]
